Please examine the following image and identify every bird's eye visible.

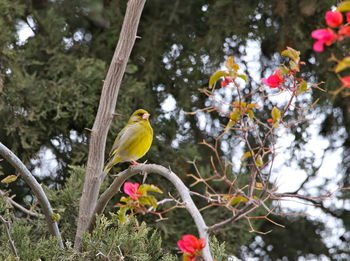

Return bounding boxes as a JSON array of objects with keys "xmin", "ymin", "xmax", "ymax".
[{"xmin": 137, "ymin": 113, "xmax": 143, "ymax": 116}]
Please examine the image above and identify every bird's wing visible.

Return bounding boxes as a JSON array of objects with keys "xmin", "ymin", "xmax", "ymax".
[{"xmin": 109, "ymin": 125, "xmax": 131, "ymax": 156}]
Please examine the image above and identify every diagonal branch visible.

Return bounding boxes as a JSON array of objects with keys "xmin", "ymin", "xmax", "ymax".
[
  {"xmin": 206, "ymin": 201, "xmax": 260, "ymax": 233},
  {"xmin": 0, "ymin": 190, "xmax": 42, "ymax": 218},
  {"xmin": 0, "ymin": 142, "xmax": 63, "ymax": 248},
  {"xmin": 92, "ymin": 164, "xmax": 214, "ymax": 261},
  {"xmin": 74, "ymin": 0, "xmax": 147, "ymax": 250}
]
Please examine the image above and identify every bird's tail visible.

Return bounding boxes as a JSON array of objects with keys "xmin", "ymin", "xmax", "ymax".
[{"xmin": 103, "ymin": 155, "xmax": 121, "ymax": 174}]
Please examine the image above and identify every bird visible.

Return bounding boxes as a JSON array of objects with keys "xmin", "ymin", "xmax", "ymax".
[{"xmin": 103, "ymin": 109, "xmax": 153, "ymax": 174}]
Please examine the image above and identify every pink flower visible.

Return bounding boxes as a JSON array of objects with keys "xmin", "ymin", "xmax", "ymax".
[
  {"xmin": 311, "ymin": 28, "xmax": 337, "ymax": 52},
  {"xmin": 177, "ymin": 235, "xmax": 205, "ymax": 261},
  {"xmin": 123, "ymin": 182, "xmax": 141, "ymax": 200},
  {"xmin": 313, "ymin": 40, "xmax": 325, "ymax": 52},
  {"xmin": 347, "ymin": 12, "xmax": 350, "ymax": 23},
  {"xmin": 262, "ymin": 69, "xmax": 284, "ymax": 89},
  {"xmin": 325, "ymin": 11, "xmax": 343, "ymax": 27},
  {"xmin": 311, "ymin": 28, "xmax": 337, "ymax": 42},
  {"xmin": 221, "ymin": 76, "xmax": 233, "ymax": 87},
  {"xmin": 341, "ymin": 76, "xmax": 350, "ymax": 88}
]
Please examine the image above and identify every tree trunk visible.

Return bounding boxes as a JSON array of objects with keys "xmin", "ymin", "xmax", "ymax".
[{"xmin": 74, "ymin": 0, "xmax": 147, "ymax": 250}]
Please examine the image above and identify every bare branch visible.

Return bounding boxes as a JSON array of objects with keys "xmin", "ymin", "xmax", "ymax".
[
  {"xmin": 0, "ymin": 142, "xmax": 63, "ymax": 248},
  {"xmin": 0, "ymin": 190, "xmax": 43, "ymax": 218},
  {"xmin": 93, "ymin": 164, "xmax": 214, "ymax": 261},
  {"xmin": 272, "ymin": 192, "xmax": 332, "ymax": 201},
  {"xmin": 0, "ymin": 215, "xmax": 18, "ymax": 257},
  {"xmin": 207, "ymin": 202, "xmax": 258, "ymax": 233},
  {"xmin": 74, "ymin": 0, "xmax": 147, "ymax": 250}
]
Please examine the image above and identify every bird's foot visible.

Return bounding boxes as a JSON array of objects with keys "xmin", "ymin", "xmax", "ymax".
[
  {"xmin": 129, "ymin": 160, "xmax": 140, "ymax": 168},
  {"xmin": 129, "ymin": 160, "xmax": 148, "ymax": 168}
]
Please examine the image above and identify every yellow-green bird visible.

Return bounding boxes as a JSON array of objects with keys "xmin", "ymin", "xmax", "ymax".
[{"xmin": 103, "ymin": 109, "xmax": 153, "ymax": 173}]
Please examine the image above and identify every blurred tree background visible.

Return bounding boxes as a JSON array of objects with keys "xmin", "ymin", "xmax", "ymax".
[{"xmin": 1, "ymin": 0, "xmax": 349, "ymax": 260}]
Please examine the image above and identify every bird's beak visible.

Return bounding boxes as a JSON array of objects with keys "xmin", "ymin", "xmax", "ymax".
[{"xmin": 142, "ymin": 113, "xmax": 150, "ymax": 120}]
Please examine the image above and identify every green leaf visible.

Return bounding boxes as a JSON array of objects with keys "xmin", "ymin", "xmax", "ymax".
[
  {"xmin": 237, "ymin": 74, "xmax": 248, "ymax": 82},
  {"xmin": 281, "ymin": 47, "xmax": 300, "ymax": 63},
  {"xmin": 289, "ymin": 60, "xmax": 300, "ymax": 72},
  {"xmin": 300, "ymin": 80, "xmax": 308, "ymax": 91},
  {"xmin": 138, "ymin": 184, "xmax": 163, "ymax": 195},
  {"xmin": 208, "ymin": 70, "xmax": 230, "ymax": 89},
  {"xmin": 1, "ymin": 175, "xmax": 18, "ymax": 184},
  {"xmin": 51, "ymin": 213, "xmax": 61, "ymax": 221},
  {"xmin": 230, "ymin": 195, "xmax": 249, "ymax": 206},
  {"xmin": 272, "ymin": 121, "xmax": 280, "ymax": 128},
  {"xmin": 139, "ymin": 195, "xmax": 158, "ymax": 209},
  {"xmin": 335, "ymin": 56, "xmax": 350, "ymax": 73},
  {"xmin": 271, "ymin": 106, "xmax": 281, "ymax": 120},
  {"xmin": 240, "ymin": 151, "xmax": 252, "ymax": 161},
  {"xmin": 296, "ymin": 80, "xmax": 308, "ymax": 96},
  {"xmin": 247, "ymin": 103, "xmax": 259, "ymax": 109},
  {"xmin": 255, "ymin": 182, "xmax": 264, "ymax": 190},
  {"xmin": 280, "ymin": 65, "xmax": 290, "ymax": 75},
  {"xmin": 337, "ymin": 1, "xmax": 350, "ymax": 11},
  {"xmin": 230, "ymin": 111, "xmax": 240, "ymax": 121},
  {"xmin": 224, "ymin": 120, "xmax": 235, "ymax": 132},
  {"xmin": 120, "ymin": 196, "xmax": 132, "ymax": 203},
  {"xmin": 255, "ymin": 155, "xmax": 263, "ymax": 167},
  {"xmin": 118, "ymin": 206, "xmax": 129, "ymax": 224}
]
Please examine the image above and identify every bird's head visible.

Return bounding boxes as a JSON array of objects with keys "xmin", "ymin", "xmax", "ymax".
[{"xmin": 128, "ymin": 109, "xmax": 151, "ymax": 123}]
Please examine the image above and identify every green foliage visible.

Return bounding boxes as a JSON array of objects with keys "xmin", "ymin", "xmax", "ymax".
[
  {"xmin": 0, "ymin": 213, "xmax": 177, "ymax": 261},
  {"xmin": 43, "ymin": 165, "xmax": 85, "ymax": 241},
  {"xmin": 81, "ymin": 215, "xmax": 164, "ymax": 261},
  {"xmin": 210, "ymin": 236, "xmax": 229, "ymax": 261},
  {"xmin": 0, "ymin": 196, "xmax": 7, "ymax": 213},
  {"xmin": 0, "ymin": 215, "xmax": 71, "ymax": 260},
  {"xmin": 0, "ymin": 169, "xmax": 195, "ymax": 260},
  {"xmin": 158, "ymin": 254, "xmax": 178, "ymax": 261}
]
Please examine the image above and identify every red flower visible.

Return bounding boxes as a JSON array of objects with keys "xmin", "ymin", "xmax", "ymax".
[
  {"xmin": 325, "ymin": 11, "xmax": 343, "ymax": 27},
  {"xmin": 262, "ymin": 69, "xmax": 285, "ymax": 89},
  {"xmin": 221, "ymin": 76, "xmax": 233, "ymax": 87},
  {"xmin": 311, "ymin": 28, "xmax": 337, "ymax": 52},
  {"xmin": 267, "ymin": 118, "xmax": 274, "ymax": 125},
  {"xmin": 339, "ymin": 25, "xmax": 350, "ymax": 37},
  {"xmin": 123, "ymin": 182, "xmax": 141, "ymax": 200},
  {"xmin": 177, "ymin": 235, "xmax": 206, "ymax": 260},
  {"xmin": 341, "ymin": 76, "xmax": 350, "ymax": 88},
  {"xmin": 347, "ymin": 12, "xmax": 350, "ymax": 23}
]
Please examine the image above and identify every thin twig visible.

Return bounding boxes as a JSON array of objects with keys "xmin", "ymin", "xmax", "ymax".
[
  {"xmin": 0, "ymin": 215, "xmax": 18, "ymax": 257},
  {"xmin": 0, "ymin": 190, "xmax": 42, "ymax": 218},
  {"xmin": 207, "ymin": 201, "xmax": 258, "ymax": 233}
]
